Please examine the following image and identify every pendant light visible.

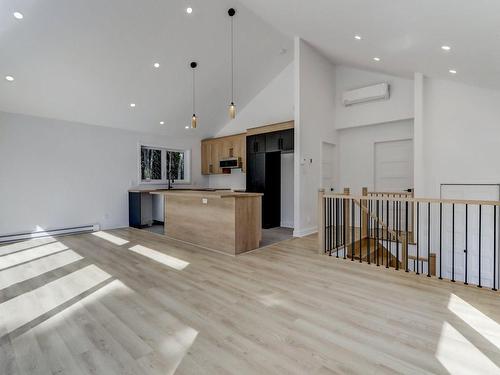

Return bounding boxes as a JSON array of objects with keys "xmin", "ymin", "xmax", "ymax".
[
  {"xmin": 228, "ymin": 8, "xmax": 236, "ymax": 119},
  {"xmin": 190, "ymin": 61, "xmax": 197, "ymax": 129}
]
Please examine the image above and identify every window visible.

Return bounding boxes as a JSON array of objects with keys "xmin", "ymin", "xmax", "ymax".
[
  {"xmin": 139, "ymin": 145, "xmax": 190, "ymax": 184},
  {"xmin": 141, "ymin": 147, "xmax": 162, "ymax": 181}
]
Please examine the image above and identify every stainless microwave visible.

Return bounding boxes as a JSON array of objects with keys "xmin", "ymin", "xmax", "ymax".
[{"xmin": 219, "ymin": 157, "xmax": 241, "ymax": 169}]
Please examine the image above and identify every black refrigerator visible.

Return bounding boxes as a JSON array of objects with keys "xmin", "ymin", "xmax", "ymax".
[{"xmin": 247, "ymin": 137, "xmax": 281, "ymax": 229}]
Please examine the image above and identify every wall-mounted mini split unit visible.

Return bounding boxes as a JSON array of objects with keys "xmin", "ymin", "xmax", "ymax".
[{"xmin": 342, "ymin": 82, "xmax": 390, "ymax": 106}]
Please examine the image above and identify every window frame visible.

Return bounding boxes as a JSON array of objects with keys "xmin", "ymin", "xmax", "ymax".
[{"xmin": 138, "ymin": 143, "xmax": 191, "ymax": 185}]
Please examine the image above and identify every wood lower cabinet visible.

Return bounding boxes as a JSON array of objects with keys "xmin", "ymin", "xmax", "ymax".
[{"xmin": 201, "ymin": 133, "xmax": 246, "ymax": 175}]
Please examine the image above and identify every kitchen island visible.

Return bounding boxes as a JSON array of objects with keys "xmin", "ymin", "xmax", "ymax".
[{"xmin": 150, "ymin": 190, "xmax": 263, "ymax": 255}]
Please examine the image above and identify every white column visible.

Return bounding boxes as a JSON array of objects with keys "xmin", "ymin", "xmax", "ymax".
[{"xmin": 413, "ymin": 72, "xmax": 425, "ymax": 197}]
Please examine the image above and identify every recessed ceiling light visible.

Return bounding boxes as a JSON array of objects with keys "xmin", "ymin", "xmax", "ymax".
[
  {"xmin": 153, "ymin": 62, "xmax": 160, "ymax": 68},
  {"xmin": 160, "ymin": 121, "xmax": 164, "ymax": 125},
  {"xmin": 354, "ymin": 35, "xmax": 362, "ymax": 40},
  {"xmin": 185, "ymin": 126, "xmax": 189, "ymax": 129},
  {"xmin": 186, "ymin": 7, "xmax": 193, "ymax": 14},
  {"xmin": 130, "ymin": 103, "xmax": 136, "ymax": 108},
  {"xmin": 5, "ymin": 75, "xmax": 14, "ymax": 82},
  {"xmin": 449, "ymin": 69, "xmax": 457, "ymax": 74},
  {"xmin": 13, "ymin": 12, "xmax": 23, "ymax": 20},
  {"xmin": 373, "ymin": 57, "xmax": 381, "ymax": 62},
  {"xmin": 441, "ymin": 45, "xmax": 451, "ymax": 51}
]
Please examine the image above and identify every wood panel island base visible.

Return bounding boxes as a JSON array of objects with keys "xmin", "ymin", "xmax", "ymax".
[{"xmin": 151, "ymin": 190, "xmax": 263, "ymax": 255}]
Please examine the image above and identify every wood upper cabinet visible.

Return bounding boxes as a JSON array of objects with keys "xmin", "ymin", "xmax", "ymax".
[
  {"xmin": 201, "ymin": 133, "xmax": 246, "ymax": 175},
  {"xmin": 201, "ymin": 141, "xmax": 211, "ymax": 175},
  {"xmin": 200, "ymin": 121, "xmax": 293, "ymax": 176}
]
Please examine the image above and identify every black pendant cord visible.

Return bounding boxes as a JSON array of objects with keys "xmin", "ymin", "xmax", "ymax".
[
  {"xmin": 230, "ymin": 14, "xmax": 234, "ymax": 105},
  {"xmin": 192, "ymin": 69, "xmax": 195, "ymax": 116}
]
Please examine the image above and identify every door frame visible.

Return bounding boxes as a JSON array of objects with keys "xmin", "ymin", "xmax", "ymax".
[
  {"xmin": 320, "ymin": 141, "xmax": 338, "ymax": 193},
  {"xmin": 373, "ymin": 137, "xmax": 413, "ymax": 192}
]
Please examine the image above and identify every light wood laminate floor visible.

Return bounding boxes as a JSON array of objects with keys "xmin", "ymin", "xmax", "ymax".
[{"xmin": 2, "ymin": 228, "xmax": 500, "ymax": 374}]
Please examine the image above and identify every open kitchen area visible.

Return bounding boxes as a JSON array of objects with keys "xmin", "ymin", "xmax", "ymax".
[{"xmin": 128, "ymin": 121, "xmax": 295, "ymax": 253}]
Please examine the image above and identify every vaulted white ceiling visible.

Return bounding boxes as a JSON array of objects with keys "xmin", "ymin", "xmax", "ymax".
[
  {"xmin": 244, "ymin": 0, "xmax": 500, "ymax": 90},
  {"xmin": 0, "ymin": 0, "xmax": 292, "ymax": 137}
]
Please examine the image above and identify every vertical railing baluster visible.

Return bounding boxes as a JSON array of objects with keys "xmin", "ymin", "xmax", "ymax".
[
  {"xmin": 416, "ymin": 202, "xmax": 420, "ymax": 275},
  {"xmin": 376, "ymin": 200, "xmax": 380, "ymax": 266},
  {"xmin": 452, "ymin": 204, "xmax": 455, "ymax": 282},
  {"xmin": 405, "ymin": 200, "xmax": 409, "ymax": 272},
  {"xmin": 367, "ymin": 199, "xmax": 371, "ymax": 264},
  {"xmin": 427, "ymin": 202, "xmax": 431, "ymax": 277},
  {"xmin": 335, "ymin": 198, "xmax": 339, "ymax": 258},
  {"xmin": 478, "ymin": 205, "xmax": 482, "ymax": 288},
  {"xmin": 465, "ymin": 204, "xmax": 468, "ymax": 285},
  {"xmin": 396, "ymin": 200, "xmax": 399, "ymax": 270},
  {"xmin": 328, "ymin": 198, "xmax": 331, "ymax": 255},
  {"xmin": 359, "ymin": 202, "xmax": 362, "ymax": 263},
  {"xmin": 386, "ymin": 200, "xmax": 390, "ymax": 268},
  {"xmin": 494, "ymin": 205, "xmax": 497, "ymax": 291},
  {"xmin": 439, "ymin": 203, "xmax": 443, "ymax": 280},
  {"xmin": 351, "ymin": 199, "xmax": 355, "ymax": 261},
  {"xmin": 324, "ymin": 197, "xmax": 327, "ymax": 254},
  {"xmin": 343, "ymin": 197, "xmax": 347, "ymax": 259}
]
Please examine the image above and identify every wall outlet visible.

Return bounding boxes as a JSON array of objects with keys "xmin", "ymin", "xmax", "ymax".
[{"xmin": 202, "ymin": 198, "xmax": 208, "ymax": 204}]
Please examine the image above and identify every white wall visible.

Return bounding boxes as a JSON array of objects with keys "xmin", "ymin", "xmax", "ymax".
[
  {"xmin": 216, "ymin": 63, "xmax": 294, "ymax": 137},
  {"xmin": 422, "ymin": 78, "xmax": 500, "ymax": 197},
  {"xmin": 208, "ymin": 169, "xmax": 246, "ymax": 190},
  {"xmin": 0, "ymin": 111, "xmax": 206, "ymax": 235},
  {"xmin": 209, "ymin": 62, "xmax": 294, "ymax": 191},
  {"xmin": 294, "ymin": 38, "xmax": 336, "ymax": 236},
  {"xmin": 338, "ymin": 119, "xmax": 414, "ymax": 195},
  {"xmin": 334, "ymin": 66, "xmax": 414, "ymax": 130}
]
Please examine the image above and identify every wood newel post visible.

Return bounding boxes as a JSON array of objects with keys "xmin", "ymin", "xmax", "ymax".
[
  {"xmin": 343, "ymin": 188, "xmax": 351, "ymax": 253},
  {"xmin": 318, "ymin": 189, "xmax": 325, "ymax": 254},
  {"xmin": 429, "ymin": 253, "xmax": 437, "ymax": 276},
  {"xmin": 362, "ymin": 187, "xmax": 368, "ymax": 238}
]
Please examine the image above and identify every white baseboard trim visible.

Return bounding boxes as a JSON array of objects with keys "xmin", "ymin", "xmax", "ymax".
[
  {"xmin": 280, "ymin": 221, "xmax": 294, "ymax": 229},
  {"xmin": 293, "ymin": 226, "xmax": 317, "ymax": 238},
  {"xmin": 0, "ymin": 224, "xmax": 100, "ymax": 244}
]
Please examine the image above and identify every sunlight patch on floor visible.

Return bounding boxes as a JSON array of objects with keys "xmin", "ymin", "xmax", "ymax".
[
  {"xmin": 448, "ymin": 293, "xmax": 500, "ymax": 351},
  {"xmin": 436, "ymin": 321, "xmax": 499, "ymax": 374},
  {"xmin": 158, "ymin": 327, "xmax": 198, "ymax": 373},
  {"xmin": 0, "ymin": 241, "xmax": 68, "ymax": 270},
  {"xmin": 258, "ymin": 293, "xmax": 286, "ymax": 307},
  {"xmin": 92, "ymin": 231, "xmax": 129, "ymax": 246},
  {"xmin": 129, "ymin": 245, "xmax": 189, "ymax": 270},
  {"xmin": 0, "ymin": 237, "xmax": 57, "ymax": 257},
  {"xmin": 0, "ymin": 250, "xmax": 83, "ymax": 290},
  {"xmin": 0, "ymin": 264, "xmax": 111, "ymax": 335}
]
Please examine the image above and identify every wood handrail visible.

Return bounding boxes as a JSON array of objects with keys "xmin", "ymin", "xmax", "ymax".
[
  {"xmin": 368, "ymin": 192, "xmax": 413, "ymax": 196},
  {"xmin": 324, "ymin": 194, "xmax": 500, "ymax": 207}
]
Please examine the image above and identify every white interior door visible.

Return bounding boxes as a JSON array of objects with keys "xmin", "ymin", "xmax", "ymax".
[
  {"xmin": 321, "ymin": 142, "xmax": 337, "ymax": 193},
  {"xmin": 441, "ymin": 184, "xmax": 500, "ymax": 287},
  {"xmin": 374, "ymin": 139, "xmax": 413, "ymax": 192}
]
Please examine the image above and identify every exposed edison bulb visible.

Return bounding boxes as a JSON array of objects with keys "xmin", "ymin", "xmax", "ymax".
[
  {"xmin": 228, "ymin": 102, "xmax": 236, "ymax": 119},
  {"xmin": 191, "ymin": 114, "xmax": 197, "ymax": 129}
]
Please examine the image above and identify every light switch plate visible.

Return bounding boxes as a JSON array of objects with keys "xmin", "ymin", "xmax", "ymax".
[{"xmin": 202, "ymin": 198, "xmax": 208, "ymax": 204}]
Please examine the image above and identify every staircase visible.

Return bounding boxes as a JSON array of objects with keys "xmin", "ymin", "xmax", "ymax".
[{"xmin": 321, "ymin": 188, "xmax": 437, "ymax": 276}]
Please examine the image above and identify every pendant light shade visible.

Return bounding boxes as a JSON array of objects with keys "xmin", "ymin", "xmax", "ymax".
[
  {"xmin": 228, "ymin": 8, "xmax": 236, "ymax": 119},
  {"xmin": 190, "ymin": 61, "xmax": 198, "ymax": 129},
  {"xmin": 229, "ymin": 102, "xmax": 236, "ymax": 119}
]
